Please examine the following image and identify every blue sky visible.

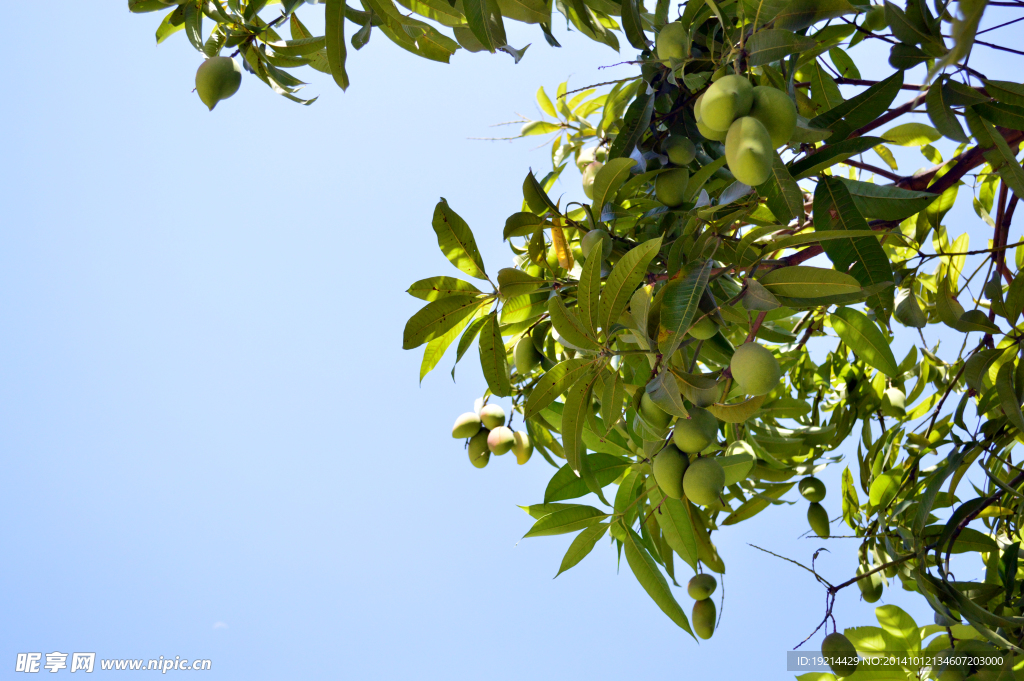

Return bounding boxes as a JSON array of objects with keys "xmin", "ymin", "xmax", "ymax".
[{"xmin": 0, "ymin": 2, "xmax": 1017, "ymax": 678}]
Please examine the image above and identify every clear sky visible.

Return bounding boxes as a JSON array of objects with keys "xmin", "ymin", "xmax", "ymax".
[{"xmin": 0, "ymin": 2, "xmax": 1017, "ymax": 679}]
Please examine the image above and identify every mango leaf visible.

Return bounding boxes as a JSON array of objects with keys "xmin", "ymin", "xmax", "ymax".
[
  {"xmin": 830, "ymin": 307, "xmax": 898, "ymax": 377},
  {"xmin": 432, "ymin": 199, "xmax": 487, "ymax": 280},
  {"xmin": 809, "ymin": 71, "xmax": 903, "ymax": 142},
  {"xmin": 623, "ymin": 528, "xmax": 695, "ymax": 635},
  {"xmin": 403, "ymin": 295, "xmax": 484, "ymax": 349},
  {"xmin": 838, "ymin": 178, "xmax": 937, "ymax": 221},
  {"xmin": 660, "ymin": 259, "xmax": 713, "ymax": 357},
  {"xmin": 720, "ymin": 450, "xmax": 756, "ymax": 485},
  {"xmin": 813, "ymin": 176, "xmax": 894, "ymax": 319},
  {"xmin": 408, "ymin": 276, "xmax": 484, "ymax": 301},
  {"xmin": 523, "ymin": 169, "xmax": 560, "ymax": 215},
  {"xmin": 497, "ymin": 268, "xmax": 545, "ymax": 298},
  {"xmin": 875, "ymin": 605, "xmax": 921, "ymax": 654},
  {"xmin": 964, "ymin": 349, "xmax": 1003, "ymax": 392},
  {"xmin": 757, "ymin": 153, "xmax": 804, "ymax": 223},
  {"xmin": 759, "ymin": 266, "xmax": 862, "ymax": 298},
  {"xmin": 647, "ymin": 485, "xmax": 699, "ymax": 570},
  {"xmin": 620, "ymin": 0, "xmax": 648, "ymax": 50},
  {"xmin": 707, "ymin": 394, "xmax": 766, "ymax": 423},
  {"xmin": 183, "ymin": 0, "xmax": 204, "ymax": 51},
  {"xmin": 562, "ymin": 369, "xmax": 603, "ymax": 474},
  {"xmin": 746, "ymin": 29, "xmax": 816, "ymax": 65},
  {"xmin": 420, "ymin": 308, "xmax": 476, "ymax": 381},
  {"xmin": 977, "ymin": 117, "xmax": 1024, "ymax": 198},
  {"xmin": 549, "ymin": 295, "xmax": 601, "ymax": 350},
  {"xmin": 545, "ymin": 452, "xmax": 632, "ymax": 502},
  {"xmin": 789, "ymin": 137, "xmax": 884, "ymax": 179},
  {"xmin": 577, "ymin": 245, "xmax": 603, "ymax": 336},
  {"xmin": 607, "ymin": 93, "xmax": 654, "ymax": 160},
  {"xmin": 881, "ymin": 122, "xmax": 942, "ymax": 147},
  {"xmin": 501, "ymin": 292, "xmax": 547, "ymax": 323},
  {"xmin": 555, "ymin": 523, "xmax": 609, "ymax": 577},
  {"xmin": 592, "ymin": 158, "xmax": 637, "ymax": 216},
  {"xmin": 503, "ymin": 212, "xmax": 548, "ymax": 239},
  {"xmin": 722, "ymin": 481, "xmax": 795, "ymax": 525},
  {"xmin": 997, "ymin": 361, "xmax": 1024, "ymax": 435},
  {"xmin": 464, "ymin": 0, "xmax": 506, "ymax": 51},
  {"xmin": 519, "ymin": 502, "xmax": 584, "ymax": 519},
  {"xmin": 451, "ymin": 314, "xmax": 488, "ymax": 378},
  {"xmin": 523, "ymin": 505, "xmax": 608, "ymax": 537},
  {"xmin": 774, "ymin": 0, "xmax": 858, "ymax": 30},
  {"xmin": 927, "ymin": 76, "xmax": 969, "ymax": 143},
  {"xmin": 525, "ymin": 358, "xmax": 594, "ymax": 418},
  {"xmin": 599, "ymin": 238, "xmax": 662, "ymax": 333},
  {"xmin": 325, "ymin": 0, "xmax": 350, "ymax": 90},
  {"xmin": 478, "ymin": 312, "xmax": 511, "ymax": 396}
]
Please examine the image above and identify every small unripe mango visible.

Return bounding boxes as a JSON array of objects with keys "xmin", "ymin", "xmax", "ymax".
[
  {"xmin": 512, "ymin": 431, "xmax": 533, "ymax": 465},
  {"xmin": 640, "ymin": 393, "xmax": 673, "ymax": 430},
  {"xmin": 862, "ymin": 4, "xmax": 887, "ymax": 31},
  {"xmin": 798, "ymin": 476, "xmax": 826, "ymax": 502},
  {"xmin": 656, "ymin": 22, "xmax": 687, "ymax": 61},
  {"xmin": 730, "ymin": 342, "xmax": 781, "ymax": 396},
  {"xmin": 822, "ymin": 633, "xmax": 859, "ymax": 677},
  {"xmin": 653, "ymin": 444, "xmax": 688, "ymax": 499},
  {"xmin": 195, "ymin": 57, "xmax": 242, "ymax": 111},
  {"xmin": 515, "ymin": 337, "xmax": 541, "ymax": 375},
  {"xmin": 479, "ymin": 404, "xmax": 506, "ymax": 429},
  {"xmin": 688, "ymin": 315, "xmax": 719, "ymax": 340},
  {"xmin": 683, "ymin": 457, "xmax": 725, "ymax": 506},
  {"xmin": 452, "ymin": 412, "xmax": 482, "ymax": 439},
  {"xmin": 856, "ymin": 565, "xmax": 883, "ymax": 603},
  {"xmin": 688, "ymin": 573, "xmax": 717, "ymax": 600},
  {"xmin": 748, "ymin": 85, "xmax": 797, "ymax": 147},
  {"xmin": 672, "ymin": 407, "xmax": 719, "ymax": 453},
  {"xmin": 808, "ymin": 502, "xmax": 830, "ymax": 538},
  {"xmin": 725, "ymin": 116, "xmax": 773, "ymax": 186},
  {"xmin": 655, "ymin": 168, "xmax": 690, "ymax": 207},
  {"xmin": 664, "ymin": 136, "xmax": 696, "ymax": 165},
  {"xmin": 582, "ymin": 161, "xmax": 602, "ymax": 200},
  {"xmin": 700, "ymin": 75, "xmax": 753, "ymax": 132},
  {"xmin": 576, "ymin": 146, "xmax": 607, "ymax": 171},
  {"xmin": 581, "ymin": 229, "xmax": 613, "ymax": 260},
  {"xmin": 692, "ymin": 598, "xmax": 716, "ymax": 639},
  {"xmin": 487, "ymin": 426, "xmax": 516, "ymax": 455},
  {"xmin": 468, "ymin": 430, "xmax": 490, "ymax": 468}
]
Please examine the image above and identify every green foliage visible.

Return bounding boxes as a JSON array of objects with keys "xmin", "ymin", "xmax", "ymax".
[{"xmin": 133, "ymin": 0, "xmax": 1024, "ymax": 664}]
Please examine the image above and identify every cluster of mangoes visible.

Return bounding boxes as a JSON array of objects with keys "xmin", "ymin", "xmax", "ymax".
[
  {"xmin": 195, "ymin": 56, "xmax": 242, "ymax": 110},
  {"xmin": 687, "ymin": 573, "xmax": 717, "ymax": 639},
  {"xmin": 452, "ymin": 403, "xmax": 533, "ymax": 468},
  {"xmin": 648, "ymin": 342, "xmax": 782, "ymax": 506},
  {"xmin": 799, "ymin": 476, "xmax": 830, "ymax": 539},
  {"xmin": 695, "ymin": 75, "xmax": 797, "ymax": 187}
]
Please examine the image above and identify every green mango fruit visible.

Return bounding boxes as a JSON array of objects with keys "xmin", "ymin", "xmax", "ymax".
[
  {"xmin": 692, "ymin": 598, "xmax": 716, "ymax": 639},
  {"xmin": 576, "ymin": 146, "xmax": 607, "ymax": 171},
  {"xmin": 487, "ymin": 426, "xmax": 516, "ymax": 455},
  {"xmin": 479, "ymin": 404, "xmax": 506, "ymax": 429},
  {"xmin": 688, "ymin": 315, "xmax": 719, "ymax": 340},
  {"xmin": 725, "ymin": 116, "xmax": 773, "ymax": 186},
  {"xmin": 515, "ymin": 337, "xmax": 541, "ymax": 375},
  {"xmin": 653, "ymin": 444, "xmax": 689, "ymax": 498},
  {"xmin": 856, "ymin": 564, "xmax": 883, "ymax": 603},
  {"xmin": 581, "ymin": 229, "xmax": 613, "ymax": 260},
  {"xmin": 862, "ymin": 4, "xmax": 887, "ymax": 31},
  {"xmin": 452, "ymin": 412, "xmax": 482, "ymax": 439},
  {"xmin": 696, "ymin": 117, "xmax": 728, "ymax": 141},
  {"xmin": 730, "ymin": 342, "xmax": 782, "ymax": 396},
  {"xmin": 687, "ymin": 573, "xmax": 717, "ymax": 600},
  {"xmin": 655, "ymin": 168, "xmax": 690, "ymax": 207},
  {"xmin": 672, "ymin": 407, "xmax": 719, "ymax": 453},
  {"xmin": 664, "ymin": 135, "xmax": 696, "ymax": 165},
  {"xmin": 881, "ymin": 387, "xmax": 906, "ymax": 417},
  {"xmin": 700, "ymin": 75, "xmax": 753, "ymax": 132},
  {"xmin": 821, "ymin": 632, "xmax": 859, "ymax": 677},
  {"xmin": 195, "ymin": 57, "xmax": 242, "ymax": 111},
  {"xmin": 468, "ymin": 430, "xmax": 491, "ymax": 468},
  {"xmin": 748, "ymin": 86, "xmax": 797, "ymax": 147},
  {"xmin": 512, "ymin": 431, "xmax": 533, "ymax": 465},
  {"xmin": 656, "ymin": 22, "xmax": 687, "ymax": 61},
  {"xmin": 582, "ymin": 161, "xmax": 603, "ymax": 200},
  {"xmin": 683, "ymin": 457, "xmax": 725, "ymax": 506},
  {"xmin": 640, "ymin": 393, "xmax": 673, "ymax": 430},
  {"xmin": 798, "ymin": 476, "xmax": 826, "ymax": 502},
  {"xmin": 807, "ymin": 502, "xmax": 830, "ymax": 538}
]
